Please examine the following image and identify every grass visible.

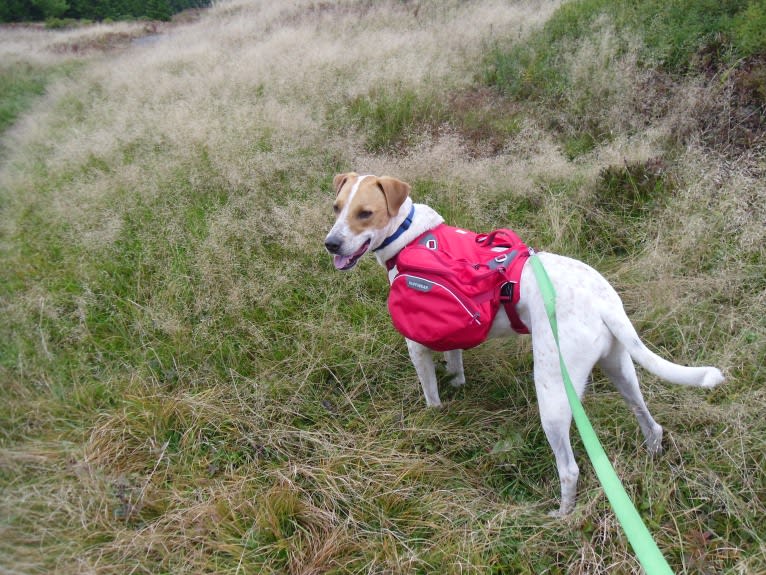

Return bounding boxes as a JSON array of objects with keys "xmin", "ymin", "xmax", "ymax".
[
  {"xmin": 334, "ymin": 86, "xmax": 521, "ymax": 156},
  {"xmin": 1, "ymin": 0, "xmax": 765, "ymax": 573},
  {"xmin": 485, "ymin": 0, "xmax": 766, "ymax": 95},
  {"xmin": 0, "ymin": 63, "xmax": 49, "ymax": 134},
  {"xmin": 484, "ymin": 0, "xmax": 766, "ymax": 154}
]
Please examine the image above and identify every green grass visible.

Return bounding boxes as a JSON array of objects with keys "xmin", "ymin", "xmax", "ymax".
[
  {"xmin": 580, "ymin": 158, "xmax": 675, "ymax": 256},
  {"xmin": 485, "ymin": 0, "xmax": 766, "ymax": 97},
  {"xmin": 1, "ymin": 1, "xmax": 765, "ymax": 573},
  {"xmin": 0, "ymin": 61, "xmax": 80, "ymax": 138},
  {"xmin": 337, "ymin": 86, "xmax": 521, "ymax": 156},
  {"xmin": 342, "ymin": 87, "xmax": 447, "ymax": 152},
  {"xmin": 0, "ymin": 63, "xmax": 48, "ymax": 134},
  {"xmin": 484, "ymin": 0, "xmax": 766, "ymax": 152}
]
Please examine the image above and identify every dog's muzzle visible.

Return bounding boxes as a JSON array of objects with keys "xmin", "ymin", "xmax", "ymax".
[
  {"xmin": 324, "ymin": 236, "xmax": 342, "ymax": 255},
  {"xmin": 325, "ymin": 236, "xmax": 370, "ymax": 271}
]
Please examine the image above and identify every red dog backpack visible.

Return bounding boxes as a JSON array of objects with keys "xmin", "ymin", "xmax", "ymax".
[{"xmin": 387, "ymin": 224, "xmax": 531, "ymax": 351}]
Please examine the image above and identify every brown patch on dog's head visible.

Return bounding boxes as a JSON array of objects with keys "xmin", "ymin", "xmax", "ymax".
[
  {"xmin": 376, "ymin": 176, "xmax": 410, "ymax": 216},
  {"xmin": 330, "ymin": 174, "xmax": 411, "ymax": 235},
  {"xmin": 333, "ymin": 172, "xmax": 357, "ymax": 196}
]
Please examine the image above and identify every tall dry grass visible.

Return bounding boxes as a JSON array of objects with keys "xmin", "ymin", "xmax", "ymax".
[{"xmin": 1, "ymin": 0, "xmax": 764, "ymax": 573}]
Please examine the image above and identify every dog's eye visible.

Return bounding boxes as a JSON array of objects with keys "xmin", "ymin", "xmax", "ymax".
[
  {"xmin": 332, "ymin": 204, "xmax": 341, "ymax": 214},
  {"xmin": 357, "ymin": 210, "xmax": 373, "ymax": 220}
]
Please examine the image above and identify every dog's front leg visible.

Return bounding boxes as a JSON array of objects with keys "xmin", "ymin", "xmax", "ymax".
[
  {"xmin": 444, "ymin": 349, "xmax": 466, "ymax": 387},
  {"xmin": 406, "ymin": 339, "xmax": 441, "ymax": 407}
]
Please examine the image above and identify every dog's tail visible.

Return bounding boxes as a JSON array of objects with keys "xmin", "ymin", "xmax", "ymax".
[{"xmin": 602, "ymin": 308, "xmax": 724, "ymax": 388}]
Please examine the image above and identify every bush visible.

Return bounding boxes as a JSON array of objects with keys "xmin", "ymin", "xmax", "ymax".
[{"xmin": 45, "ymin": 17, "xmax": 80, "ymax": 28}]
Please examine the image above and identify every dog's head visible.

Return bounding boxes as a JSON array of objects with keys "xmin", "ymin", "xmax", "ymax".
[{"xmin": 324, "ymin": 172, "xmax": 410, "ymax": 270}]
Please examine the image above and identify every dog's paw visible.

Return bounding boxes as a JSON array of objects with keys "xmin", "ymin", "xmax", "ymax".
[
  {"xmin": 548, "ymin": 506, "xmax": 573, "ymax": 519},
  {"xmin": 701, "ymin": 367, "xmax": 725, "ymax": 388},
  {"xmin": 449, "ymin": 374, "xmax": 466, "ymax": 388},
  {"xmin": 646, "ymin": 424, "xmax": 664, "ymax": 456}
]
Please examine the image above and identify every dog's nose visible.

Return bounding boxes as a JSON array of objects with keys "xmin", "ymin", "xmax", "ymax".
[{"xmin": 324, "ymin": 237, "xmax": 342, "ymax": 254}]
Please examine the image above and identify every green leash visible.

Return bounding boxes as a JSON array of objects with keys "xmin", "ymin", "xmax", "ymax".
[{"xmin": 528, "ymin": 253, "xmax": 674, "ymax": 575}]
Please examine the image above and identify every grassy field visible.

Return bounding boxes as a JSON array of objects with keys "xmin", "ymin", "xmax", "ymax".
[{"xmin": 1, "ymin": 1, "xmax": 764, "ymax": 573}]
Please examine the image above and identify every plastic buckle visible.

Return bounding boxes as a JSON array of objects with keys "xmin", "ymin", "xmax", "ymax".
[{"xmin": 499, "ymin": 282, "xmax": 514, "ymax": 303}]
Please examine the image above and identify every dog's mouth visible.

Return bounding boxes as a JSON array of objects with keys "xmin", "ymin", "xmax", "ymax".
[{"xmin": 333, "ymin": 240, "xmax": 370, "ymax": 271}]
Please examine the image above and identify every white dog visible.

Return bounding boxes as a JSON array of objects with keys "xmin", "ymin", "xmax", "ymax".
[{"xmin": 324, "ymin": 172, "xmax": 724, "ymax": 515}]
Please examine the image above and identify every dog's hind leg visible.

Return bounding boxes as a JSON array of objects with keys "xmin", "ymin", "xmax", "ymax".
[
  {"xmin": 532, "ymin": 321, "xmax": 608, "ymax": 515},
  {"xmin": 532, "ymin": 345, "xmax": 580, "ymax": 516},
  {"xmin": 406, "ymin": 339, "xmax": 442, "ymax": 407},
  {"xmin": 537, "ymin": 396, "xmax": 579, "ymax": 514},
  {"xmin": 599, "ymin": 342, "xmax": 664, "ymax": 454},
  {"xmin": 538, "ymin": 398, "xmax": 579, "ymax": 516},
  {"xmin": 444, "ymin": 349, "xmax": 466, "ymax": 387}
]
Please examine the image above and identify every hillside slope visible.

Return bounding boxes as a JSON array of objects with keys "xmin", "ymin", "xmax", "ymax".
[{"xmin": 1, "ymin": 1, "xmax": 764, "ymax": 573}]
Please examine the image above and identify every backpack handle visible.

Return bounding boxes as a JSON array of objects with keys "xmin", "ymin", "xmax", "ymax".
[{"xmin": 476, "ymin": 229, "xmax": 521, "ymax": 249}]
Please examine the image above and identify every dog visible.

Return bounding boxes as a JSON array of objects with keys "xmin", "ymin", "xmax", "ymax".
[{"xmin": 324, "ymin": 172, "xmax": 724, "ymax": 515}]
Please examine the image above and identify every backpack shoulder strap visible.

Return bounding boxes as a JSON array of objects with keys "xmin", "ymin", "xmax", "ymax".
[
  {"xmin": 500, "ymin": 279, "xmax": 530, "ymax": 334},
  {"xmin": 490, "ymin": 228, "xmax": 531, "ymax": 334}
]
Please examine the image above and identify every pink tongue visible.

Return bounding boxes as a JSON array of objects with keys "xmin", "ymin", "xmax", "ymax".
[
  {"xmin": 332, "ymin": 241, "xmax": 370, "ymax": 270},
  {"xmin": 333, "ymin": 254, "xmax": 354, "ymax": 270}
]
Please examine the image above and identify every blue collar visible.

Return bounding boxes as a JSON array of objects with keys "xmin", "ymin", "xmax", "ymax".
[{"xmin": 374, "ymin": 204, "xmax": 415, "ymax": 252}]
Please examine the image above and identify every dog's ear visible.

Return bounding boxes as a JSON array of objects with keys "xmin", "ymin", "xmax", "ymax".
[
  {"xmin": 376, "ymin": 176, "xmax": 411, "ymax": 216},
  {"xmin": 332, "ymin": 172, "xmax": 357, "ymax": 196}
]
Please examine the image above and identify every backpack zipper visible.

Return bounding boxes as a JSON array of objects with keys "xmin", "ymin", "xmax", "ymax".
[{"xmin": 394, "ymin": 273, "xmax": 482, "ymax": 325}]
